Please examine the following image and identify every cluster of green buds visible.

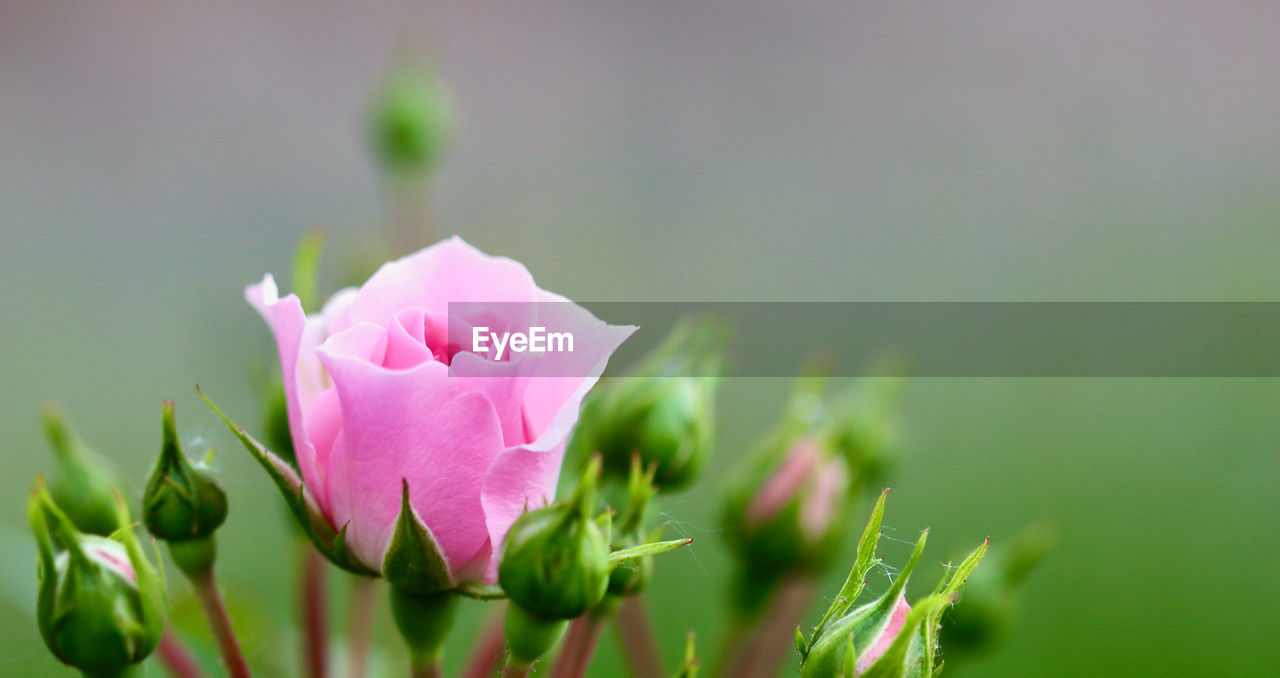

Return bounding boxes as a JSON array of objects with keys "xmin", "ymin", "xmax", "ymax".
[
  {"xmin": 721, "ymin": 375, "xmax": 906, "ymax": 616},
  {"xmin": 142, "ymin": 401, "xmax": 229, "ymax": 577},
  {"xmin": 497, "ymin": 457, "xmax": 690, "ymax": 671},
  {"xmin": 797, "ymin": 490, "xmax": 988, "ymax": 678},
  {"xmin": 568, "ymin": 318, "xmax": 726, "ymax": 491},
  {"xmin": 29, "ymin": 480, "xmax": 167, "ymax": 677}
]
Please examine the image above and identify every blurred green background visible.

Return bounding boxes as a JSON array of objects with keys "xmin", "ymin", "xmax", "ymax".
[{"xmin": 2, "ymin": 2, "xmax": 1278, "ymax": 676}]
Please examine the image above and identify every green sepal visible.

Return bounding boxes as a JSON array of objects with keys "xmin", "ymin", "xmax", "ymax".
[
  {"xmin": 806, "ymin": 487, "xmax": 890, "ymax": 650},
  {"xmin": 457, "ymin": 583, "xmax": 507, "ymax": 600},
  {"xmin": 198, "ymin": 386, "xmax": 376, "ymax": 576},
  {"xmin": 673, "ymin": 631, "xmax": 700, "ymax": 678},
  {"xmin": 382, "ymin": 480, "xmax": 456, "ymax": 595},
  {"xmin": 608, "ymin": 538, "xmax": 693, "ymax": 564},
  {"xmin": 843, "ymin": 632, "xmax": 857, "ymax": 678},
  {"xmin": 921, "ymin": 538, "xmax": 989, "ymax": 670},
  {"xmin": 859, "ymin": 595, "xmax": 953, "ymax": 678}
]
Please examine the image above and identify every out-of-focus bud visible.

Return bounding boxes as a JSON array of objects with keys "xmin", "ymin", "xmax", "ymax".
[
  {"xmin": 569, "ymin": 319, "xmax": 726, "ymax": 491},
  {"xmin": 797, "ymin": 491, "xmax": 988, "ymax": 678},
  {"xmin": 500, "ymin": 458, "xmax": 611, "ymax": 621},
  {"xmin": 826, "ymin": 376, "xmax": 907, "ymax": 488},
  {"xmin": 369, "ymin": 63, "xmax": 455, "ymax": 178},
  {"xmin": 142, "ymin": 401, "xmax": 228, "ymax": 576},
  {"xmin": 722, "ymin": 374, "xmax": 908, "ymax": 616},
  {"xmin": 41, "ymin": 406, "xmax": 125, "ymax": 536},
  {"xmin": 940, "ymin": 523, "xmax": 1053, "ymax": 659},
  {"xmin": 29, "ymin": 480, "xmax": 166, "ymax": 675},
  {"xmin": 734, "ymin": 435, "xmax": 851, "ymax": 577}
]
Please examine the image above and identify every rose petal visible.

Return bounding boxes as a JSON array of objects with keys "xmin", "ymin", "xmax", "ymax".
[
  {"xmin": 349, "ymin": 236, "xmax": 539, "ymax": 328},
  {"xmin": 315, "ymin": 345, "xmax": 502, "ymax": 573},
  {"xmin": 246, "ymin": 275, "xmax": 327, "ymax": 510}
]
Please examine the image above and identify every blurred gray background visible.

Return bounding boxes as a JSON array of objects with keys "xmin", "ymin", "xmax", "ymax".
[{"xmin": 2, "ymin": 2, "xmax": 1278, "ymax": 676}]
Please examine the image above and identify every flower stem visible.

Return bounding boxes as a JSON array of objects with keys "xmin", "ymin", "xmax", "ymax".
[
  {"xmin": 191, "ymin": 569, "xmax": 252, "ymax": 678},
  {"xmin": 723, "ymin": 574, "xmax": 816, "ymax": 678},
  {"xmin": 550, "ymin": 611, "xmax": 609, "ymax": 678},
  {"xmin": 346, "ymin": 575, "xmax": 378, "ymax": 678},
  {"xmin": 409, "ymin": 656, "xmax": 443, "ymax": 678},
  {"xmin": 616, "ymin": 596, "xmax": 664, "ymax": 678},
  {"xmin": 301, "ymin": 545, "xmax": 330, "ymax": 678},
  {"xmin": 157, "ymin": 626, "xmax": 207, "ymax": 678},
  {"xmin": 462, "ymin": 603, "xmax": 508, "ymax": 678}
]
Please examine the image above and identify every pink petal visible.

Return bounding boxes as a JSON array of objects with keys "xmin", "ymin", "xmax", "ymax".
[
  {"xmin": 348, "ymin": 236, "xmax": 539, "ymax": 329},
  {"xmin": 856, "ymin": 595, "xmax": 911, "ymax": 674},
  {"xmin": 315, "ymin": 345, "xmax": 503, "ymax": 573},
  {"xmin": 246, "ymin": 275, "xmax": 328, "ymax": 513}
]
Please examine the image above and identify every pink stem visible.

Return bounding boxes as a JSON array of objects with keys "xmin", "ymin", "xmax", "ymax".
[
  {"xmin": 724, "ymin": 575, "xmax": 817, "ymax": 678},
  {"xmin": 616, "ymin": 596, "xmax": 664, "ymax": 678},
  {"xmin": 346, "ymin": 576, "xmax": 378, "ymax": 678},
  {"xmin": 550, "ymin": 613, "xmax": 608, "ymax": 678},
  {"xmin": 301, "ymin": 546, "xmax": 330, "ymax": 678},
  {"xmin": 411, "ymin": 658, "xmax": 444, "ymax": 678},
  {"xmin": 157, "ymin": 626, "xmax": 206, "ymax": 678},
  {"xmin": 192, "ymin": 570, "xmax": 252, "ymax": 678},
  {"xmin": 463, "ymin": 604, "xmax": 508, "ymax": 678}
]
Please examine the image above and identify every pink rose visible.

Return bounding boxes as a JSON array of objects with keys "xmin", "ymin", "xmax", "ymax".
[{"xmin": 246, "ymin": 236, "xmax": 633, "ymax": 584}]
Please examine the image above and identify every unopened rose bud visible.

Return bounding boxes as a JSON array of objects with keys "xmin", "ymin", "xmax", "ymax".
[
  {"xmin": 30, "ymin": 481, "xmax": 166, "ymax": 675},
  {"xmin": 499, "ymin": 458, "xmax": 611, "ymax": 621},
  {"xmin": 41, "ymin": 406, "xmax": 125, "ymax": 536},
  {"xmin": 142, "ymin": 401, "xmax": 228, "ymax": 575},
  {"xmin": 732, "ymin": 436, "xmax": 851, "ymax": 578},
  {"xmin": 369, "ymin": 64, "xmax": 454, "ymax": 177},
  {"xmin": 570, "ymin": 319, "xmax": 725, "ymax": 491},
  {"xmin": 827, "ymin": 376, "xmax": 906, "ymax": 486},
  {"xmin": 798, "ymin": 492, "xmax": 988, "ymax": 677}
]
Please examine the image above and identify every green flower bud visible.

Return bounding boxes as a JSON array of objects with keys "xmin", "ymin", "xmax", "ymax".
[
  {"xmin": 798, "ymin": 492, "xmax": 988, "ymax": 678},
  {"xmin": 827, "ymin": 376, "xmax": 907, "ymax": 487},
  {"xmin": 142, "ymin": 401, "xmax": 228, "ymax": 547},
  {"xmin": 499, "ymin": 458, "xmax": 610, "ymax": 621},
  {"xmin": 29, "ymin": 481, "xmax": 166, "ymax": 675},
  {"xmin": 722, "ymin": 375, "xmax": 907, "ymax": 609},
  {"xmin": 569, "ymin": 319, "xmax": 725, "ymax": 491},
  {"xmin": 42, "ymin": 406, "xmax": 125, "ymax": 536},
  {"xmin": 369, "ymin": 64, "xmax": 454, "ymax": 177}
]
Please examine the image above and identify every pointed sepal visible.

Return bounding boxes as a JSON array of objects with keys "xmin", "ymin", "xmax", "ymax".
[
  {"xmin": 198, "ymin": 386, "xmax": 376, "ymax": 575},
  {"xmin": 382, "ymin": 480, "xmax": 457, "ymax": 595}
]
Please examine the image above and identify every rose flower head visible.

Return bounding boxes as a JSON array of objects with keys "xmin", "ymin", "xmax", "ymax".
[{"xmin": 207, "ymin": 236, "xmax": 633, "ymax": 594}]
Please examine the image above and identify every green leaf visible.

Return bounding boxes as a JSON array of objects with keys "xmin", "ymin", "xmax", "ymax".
[
  {"xmin": 382, "ymin": 480, "xmax": 456, "ymax": 595},
  {"xmin": 609, "ymin": 538, "xmax": 694, "ymax": 564}
]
